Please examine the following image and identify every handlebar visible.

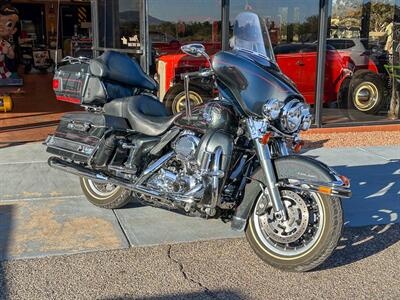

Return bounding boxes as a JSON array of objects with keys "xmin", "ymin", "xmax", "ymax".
[{"xmin": 180, "ymin": 69, "xmax": 214, "ymax": 80}]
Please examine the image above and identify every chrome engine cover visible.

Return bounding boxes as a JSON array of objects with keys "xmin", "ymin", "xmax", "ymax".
[
  {"xmin": 146, "ymin": 132, "xmax": 203, "ymax": 198},
  {"xmin": 173, "ymin": 132, "xmax": 200, "ymax": 161}
]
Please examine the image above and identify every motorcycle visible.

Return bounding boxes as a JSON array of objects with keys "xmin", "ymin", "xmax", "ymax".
[{"xmin": 45, "ymin": 12, "xmax": 351, "ymax": 272}]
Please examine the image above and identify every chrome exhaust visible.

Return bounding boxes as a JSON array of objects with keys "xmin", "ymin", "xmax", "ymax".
[{"xmin": 48, "ymin": 156, "xmax": 196, "ymax": 205}]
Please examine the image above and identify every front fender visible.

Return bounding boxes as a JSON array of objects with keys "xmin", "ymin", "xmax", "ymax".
[{"xmin": 231, "ymin": 155, "xmax": 348, "ymax": 231}]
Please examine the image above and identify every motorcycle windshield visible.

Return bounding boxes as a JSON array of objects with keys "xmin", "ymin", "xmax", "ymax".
[{"xmin": 232, "ymin": 12, "xmax": 275, "ymax": 62}]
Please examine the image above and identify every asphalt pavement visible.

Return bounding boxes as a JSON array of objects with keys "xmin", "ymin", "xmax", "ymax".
[{"xmin": 1, "ymin": 224, "xmax": 399, "ymax": 300}]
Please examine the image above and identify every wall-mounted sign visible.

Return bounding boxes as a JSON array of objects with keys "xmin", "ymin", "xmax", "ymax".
[{"xmin": 121, "ymin": 35, "xmax": 140, "ymax": 48}]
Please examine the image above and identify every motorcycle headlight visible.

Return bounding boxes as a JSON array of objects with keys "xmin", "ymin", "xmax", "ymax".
[
  {"xmin": 262, "ymin": 98, "xmax": 284, "ymax": 120},
  {"xmin": 281, "ymin": 99, "xmax": 312, "ymax": 133}
]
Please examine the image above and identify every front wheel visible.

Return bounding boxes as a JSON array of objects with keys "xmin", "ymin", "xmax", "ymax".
[
  {"xmin": 80, "ymin": 177, "xmax": 132, "ymax": 209},
  {"xmin": 245, "ymin": 189, "xmax": 343, "ymax": 272}
]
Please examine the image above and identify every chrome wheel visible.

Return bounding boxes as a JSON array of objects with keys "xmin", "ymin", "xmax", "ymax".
[
  {"xmin": 353, "ymin": 81, "xmax": 379, "ymax": 112},
  {"xmin": 253, "ymin": 190, "xmax": 324, "ymax": 257}
]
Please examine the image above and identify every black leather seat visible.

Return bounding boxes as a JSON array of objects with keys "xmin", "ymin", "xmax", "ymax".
[
  {"xmin": 104, "ymin": 95, "xmax": 180, "ymax": 136},
  {"xmin": 90, "ymin": 51, "xmax": 158, "ymax": 91}
]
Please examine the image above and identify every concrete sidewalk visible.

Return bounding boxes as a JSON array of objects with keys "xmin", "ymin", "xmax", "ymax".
[{"xmin": 0, "ymin": 142, "xmax": 399, "ymax": 261}]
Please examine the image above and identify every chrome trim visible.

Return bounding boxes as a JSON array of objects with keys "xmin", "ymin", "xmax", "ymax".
[
  {"xmin": 208, "ymin": 147, "xmax": 223, "ymax": 209},
  {"xmin": 280, "ymin": 178, "xmax": 352, "ymax": 198},
  {"xmin": 276, "ymin": 140, "xmax": 289, "ymax": 156},
  {"xmin": 183, "ymin": 74, "xmax": 192, "ymax": 118},
  {"xmin": 136, "ymin": 151, "xmax": 175, "ymax": 185},
  {"xmin": 245, "ymin": 118, "xmax": 267, "ymax": 139},
  {"xmin": 48, "ymin": 157, "xmax": 198, "ymax": 206},
  {"xmin": 247, "ymin": 118, "xmax": 287, "ymax": 220},
  {"xmin": 262, "ymin": 98, "xmax": 284, "ymax": 120}
]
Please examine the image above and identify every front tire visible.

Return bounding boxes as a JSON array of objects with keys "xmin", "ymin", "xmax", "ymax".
[
  {"xmin": 245, "ymin": 189, "xmax": 343, "ymax": 272},
  {"xmin": 80, "ymin": 177, "xmax": 132, "ymax": 209}
]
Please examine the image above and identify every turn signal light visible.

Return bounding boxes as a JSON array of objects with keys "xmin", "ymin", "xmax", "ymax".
[
  {"xmin": 260, "ymin": 132, "xmax": 272, "ymax": 145},
  {"xmin": 318, "ymin": 186, "xmax": 332, "ymax": 195},
  {"xmin": 293, "ymin": 141, "xmax": 304, "ymax": 153},
  {"xmin": 52, "ymin": 79, "xmax": 60, "ymax": 90},
  {"xmin": 339, "ymin": 175, "xmax": 350, "ymax": 186}
]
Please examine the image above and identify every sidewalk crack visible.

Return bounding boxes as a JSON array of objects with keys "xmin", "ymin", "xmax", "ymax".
[{"xmin": 167, "ymin": 245, "xmax": 220, "ymax": 299}]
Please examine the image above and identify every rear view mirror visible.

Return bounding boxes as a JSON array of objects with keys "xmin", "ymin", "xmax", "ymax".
[{"xmin": 181, "ymin": 44, "xmax": 206, "ymax": 58}]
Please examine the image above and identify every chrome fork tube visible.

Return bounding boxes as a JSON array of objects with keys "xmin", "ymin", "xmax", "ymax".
[
  {"xmin": 253, "ymin": 140, "xmax": 286, "ymax": 217},
  {"xmin": 246, "ymin": 119, "xmax": 287, "ymax": 220}
]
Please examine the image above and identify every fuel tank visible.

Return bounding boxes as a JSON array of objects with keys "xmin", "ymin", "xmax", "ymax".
[
  {"xmin": 212, "ymin": 50, "xmax": 304, "ymax": 118},
  {"xmin": 174, "ymin": 100, "xmax": 238, "ymax": 134}
]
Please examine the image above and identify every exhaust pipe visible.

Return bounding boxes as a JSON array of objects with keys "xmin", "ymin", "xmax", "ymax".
[{"xmin": 48, "ymin": 156, "xmax": 194, "ymax": 204}]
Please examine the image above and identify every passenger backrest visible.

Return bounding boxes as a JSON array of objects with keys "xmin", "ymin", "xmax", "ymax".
[{"xmin": 89, "ymin": 51, "xmax": 158, "ymax": 91}]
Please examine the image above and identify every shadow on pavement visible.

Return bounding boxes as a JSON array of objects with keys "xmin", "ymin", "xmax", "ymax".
[
  {"xmin": 302, "ymin": 145, "xmax": 399, "ymax": 226},
  {"xmin": 331, "ymin": 161, "xmax": 400, "ymax": 226},
  {"xmin": 319, "ymin": 223, "xmax": 400, "ymax": 270},
  {"xmin": 105, "ymin": 290, "xmax": 244, "ymax": 300},
  {"xmin": 0, "ymin": 204, "xmax": 13, "ymax": 299}
]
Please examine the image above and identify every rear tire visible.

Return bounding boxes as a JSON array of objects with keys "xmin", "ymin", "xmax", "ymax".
[
  {"xmin": 80, "ymin": 177, "xmax": 132, "ymax": 209},
  {"xmin": 245, "ymin": 190, "xmax": 343, "ymax": 272}
]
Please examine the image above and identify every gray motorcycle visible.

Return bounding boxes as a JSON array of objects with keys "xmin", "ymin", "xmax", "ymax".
[{"xmin": 46, "ymin": 12, "xmax": 351, "ymax": 272}]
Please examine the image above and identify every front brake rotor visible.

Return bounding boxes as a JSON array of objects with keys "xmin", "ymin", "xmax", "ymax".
[{"xmin": 260, "ymin": 190, "xmax": 309, "ymax": 244}]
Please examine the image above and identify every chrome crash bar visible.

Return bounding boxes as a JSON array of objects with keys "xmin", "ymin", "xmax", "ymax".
[{"xmin": 279, "ymin": 177, "xmax": 352, "ymax": 198}]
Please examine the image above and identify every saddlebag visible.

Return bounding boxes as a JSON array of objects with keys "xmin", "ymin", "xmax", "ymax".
[
  {"xmin": 45, "ymin": 112, "xmax": 128, "ymax": 163},
  {"xmin": 53, "ymin": 58, "xmax": 135, "ymax": 106}
]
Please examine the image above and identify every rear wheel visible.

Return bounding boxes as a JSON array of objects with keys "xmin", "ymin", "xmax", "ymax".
[
  {"xmin": 80, "ymin": 177, "xmax": 132, "ymax": 209},
  {"xmin": 245, "ymin": 189, "xmax": 343, "ymax": 272}
]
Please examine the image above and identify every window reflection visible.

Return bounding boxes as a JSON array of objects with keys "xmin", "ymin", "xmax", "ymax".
[
  {"xmin": 149, "ymin": 0, "xmax": 221, "ymax": 108},
  {"xmin": 97, "ymin": 0, "xmax": 140, "ymax": 50},
  {"xmin": 230, "ymin": 1, "xmax": 320, "ymax": 110},
  {"xmin": 324, "ymin": 0, "xmax": 399, "ymax": 124}
]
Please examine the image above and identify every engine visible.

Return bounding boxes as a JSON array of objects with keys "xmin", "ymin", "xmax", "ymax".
[{"xmin": 146, "ymin": 131, "xmax": 204, "ymax": 198}]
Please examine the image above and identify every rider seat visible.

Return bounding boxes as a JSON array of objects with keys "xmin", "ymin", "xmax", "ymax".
[{"xmin": 104, "ymin": 95, "xmax": 180, "ymax": 136}]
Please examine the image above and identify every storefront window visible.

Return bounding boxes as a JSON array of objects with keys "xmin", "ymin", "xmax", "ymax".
[
  {"xmin": 323, "ymin": 0, "xmax": 399, "ymax": 124},
  {"xmin": 97, "ymin": 0, "xmax": 141, "ymax": 51},
  {"xmin": 150, "ymin": 0, "xmax": 222, "ymax": 103},
  {"xmin": 230, "ymin": 1, "xmax": 320, "ymax": 109},
  {"xmin": 149, "ymin": 0, "xmax": 221, "ymax": 56}
]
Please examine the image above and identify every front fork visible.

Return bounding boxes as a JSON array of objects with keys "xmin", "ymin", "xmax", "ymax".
[{"xmin": 246, "ymin": 119, "xmax": 288, "ymax": 220}]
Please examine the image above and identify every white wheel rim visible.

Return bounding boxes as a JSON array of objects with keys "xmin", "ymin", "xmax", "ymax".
[
  {"xmin": 353, "ymin": 81, "xmax": 379, "ymax": 111},
  {"xmin": 173, "ymin": 91, "xmax": 203, "ymax": 114},
  {"xmin": 87, "ymin": 179, "xmax": 119, "ymax": 198}
]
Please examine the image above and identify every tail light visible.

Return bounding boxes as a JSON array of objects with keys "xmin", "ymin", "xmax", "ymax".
[{"xmin": 52, "ymin": 79, "xmax": 60, "ymax": 90}]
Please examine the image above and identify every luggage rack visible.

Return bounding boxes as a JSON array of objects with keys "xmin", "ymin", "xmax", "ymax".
[{"xmin": 60, "ymin": 56, "xmax": 91, "ymax": 65}]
